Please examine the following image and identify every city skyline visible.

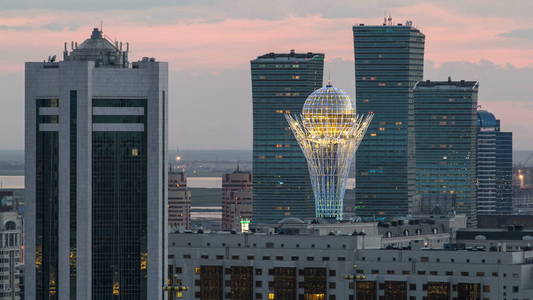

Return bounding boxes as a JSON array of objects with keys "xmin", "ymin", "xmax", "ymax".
[{"xmin": 1, "ymin": 1, "xmax": 533, "ymax": 150}]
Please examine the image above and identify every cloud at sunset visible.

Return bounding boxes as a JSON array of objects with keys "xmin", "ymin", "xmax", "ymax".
[{"xmin": 0, "ymin": 0, "xmax": 532, "ymax": 150}]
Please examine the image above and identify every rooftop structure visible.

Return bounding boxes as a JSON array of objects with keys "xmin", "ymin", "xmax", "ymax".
[{"xmin": 286, "ymin": 84, "xmax": 372, "ymax": 219}]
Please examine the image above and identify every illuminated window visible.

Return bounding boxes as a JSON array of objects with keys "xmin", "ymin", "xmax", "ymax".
[
  {"xmin": 378, "ymin": 127, "xmax": 385, "ymax": 131},
  {"xmin": 395, "ymin": 122, "xmax": 402, "ymax": 126},
  {"xmin": 275, "ymin": 155, "xmax": 284, "ymax": 159},
  {"xmin": 370, "ymin": 77, "xmax": 376, "ymax": 80},
  {"xmin": 194, "ymin": 267, "xmax": 201, "ymax": 274},
  {"xmin": 363, "ymin": 99, "xmax": 369, "ymax": 103},
  {"xmin": 378, "ymin": 83, "xmax": 386, "ymax": 86},
  {"xmin": 274, "ymin": 144, "xmax": 283, "ymax": 148},
  {"xmin": 131, "ymin": 148, "xmax": 139, "ymax": 156},
  {"xmin": 275, "ymin": 110, "xmax": 284, "ymax": 113},
  {"xmin": 268, "ymin": 293, "xmax": 275, "ymax": 300},
  {"xmin": 370, "ymin": 133, "xmax": 377, "ymax": 136},
  {"xmin": 292, "ymin": 75, "xmax": 300, "ymax": 79}
]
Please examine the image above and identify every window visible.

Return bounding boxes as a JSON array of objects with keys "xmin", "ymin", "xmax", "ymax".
[
  {"xmin": 263, "ymin": 256, "xmax": 271, "ymax": 261},
  {"xmin": 329, "ymin": 282, "xmax": 336, "ymax": 289},
  {"xmin": 256, "ymin": 281, "xmax": 262, "ymax": 287},
  {"xmin": 461, "ymin": 272, "xmax": 469, "ymax": 276},
  {"xmin": 291, "ymin": 256, "xmax": 299, "ymax": 261},
  {"xmin": 183, "ymin": 254, "xmax": 191, "ymax": 259},
  {"xmin": 322, "ymin": 257, "xmax": 330, "ymax": 261},
  {"xmin": 476, "ymin": 272, "xmax": 484, "ymax": 277},
  {"xmin": 247, "ymin": 256, "xmax": 255, "ymax": 260},
  {"xmin": 387, "ymin": 270, "xmax": 394, "ymax": 274},
  {"xmin": 200, "ymin": 254, "xmax": 208, "ymax": 259},
  {"xmin": 402, "ymin": 270, "xmax": 410, "ymax": 275},
  {"xmin": 483, "ymin": 285, "xmax": 490, "ymax": 293},
  {"xmin": 410, "ymin": 284, "xmax": 416, "ymax": 291},
  {"xmin": 307, "ymin": 257, "xmax": 314, "ymax": 261},
  {"xmin": 276, "ymin": 256, "xmax": 284, "ymax": 261},
  {"xmin": 329, "ymin": 270, "xmax": 336, "ymax": 277},
  {"xmin": 256, "ymin": 269, "xmax": 262, "ymax": 275},
  {"xmin": 418, "ymin": 271, "xmax": 426, "ymax": 275},
  {"xmin": 268, "ymin": 292, "xmax": 275, "ymax": 300},
  {"xmin": 446, "ymin": 271, "xmax": 453, "ymax": 276},
  {"xmin": 337, "ymin": 257, "xmax": 346, "ymax": 261},
  {"xmin": 232, "ymin": 255, "xmax": 239, "ymax": 260},
  {"xmin": 194, "ymin": 267, "xmax": 201, "ymax": 274},
  {"xmin": 256, "ymin": 293, "xmax": 262, "ymax": 299},
  {"xmin": 216, "ymin": 255, "xmax": 224, "ymax": 260}
]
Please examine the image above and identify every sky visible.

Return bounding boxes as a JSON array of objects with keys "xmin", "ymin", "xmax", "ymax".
[{"xmin": 2, "ymin": 0, "xmax": 533, "ymax": 150}]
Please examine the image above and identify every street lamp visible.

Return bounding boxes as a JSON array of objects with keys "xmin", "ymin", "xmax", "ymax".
[
  {"xmin": 344, "ymin": 265, "xmax": 366, "ymax": 299},
  {"xmin": 163, "ymin": 274, "xmax": 189, "ymax": 299}
]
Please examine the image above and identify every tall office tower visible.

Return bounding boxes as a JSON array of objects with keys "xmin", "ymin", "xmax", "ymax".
[
  {"xmin": 168, "ymin": 170, "xmax": 191, "ymax": 229},
  {"xmin": 410, "ymin": 79, "xmax": 478, "ymax": 225},
  {"xmin": 0, "ymin": 211, "xmax": 23, "ymax": 299},
  {"xmin": 353, "ymin": 20, "xmax": 425, "ymax": 218},
  {"xmin": 285, "ymin": 84, "xmax": 372, "ymax": 220},
  {"xmin": 251, "ymin": 50, "xmax": 324, "ymax": 224},
  {"xmin": 477, "ymin": 110, "xmax": 513, "ymax": 215},
  {"xmin": 25, "ymin": 28, "xmax": 167, "ymax": 300},
  {"xmin": 221, "ymin": 168, "xmax": 252, "ymax": 232}
]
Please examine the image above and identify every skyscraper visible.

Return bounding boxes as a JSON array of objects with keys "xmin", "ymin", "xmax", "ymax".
[
  {"xmin": 285, "ymin": 84, "xmax": 372, "ymax": 220},
  {"xmin": 477, "ymin": 110, "xmax": 513, "ymax": 215},
  {"xmin": 251, "ymin": 50, "xmax": 324, "ymax": 224},
  {"xmin": 0, "ymin": 211, "xmax": 23, "ymax": 300},
  {"xmin": 25, "ymin": 28, "xmax": 167, "ymax": 300},
  {"xmin": 168, "ymin": 170, "xmax": 191, "ymax": 229},
  {"xmin": 353, "ymin": 20, "xmax": 425, "ymax": 218},
  {"xmin": 410, "ymin": 79, "xmax": 478, "ymax": 225},
  {"xmin": 221, "ymin": 167, "xmax": 252, "ymax": 232}
]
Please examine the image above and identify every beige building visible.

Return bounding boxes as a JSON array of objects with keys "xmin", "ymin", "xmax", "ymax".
[
  {"xmin": 222, "ymin": 168, "xmax": 252, "ymax": 232},
  {"xmin": 168, "ymin": 170, "xmax": 192, "ymax": 229}
]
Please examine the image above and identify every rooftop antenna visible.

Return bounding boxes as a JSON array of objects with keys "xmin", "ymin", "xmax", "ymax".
[
  {"xmin": 388, "ymin": 14, "xmax": 393, "ymax": 26},
  {"xmin": 100, "ymin": 20, "xmax": 103, "ymax": 32},
  {"xmin": 327, "ymin": 71, "xmax": 331, "ymax": 86},
  {"xmin": 383, "ymin": 11, "xmax": 387, "ymax": 25}
]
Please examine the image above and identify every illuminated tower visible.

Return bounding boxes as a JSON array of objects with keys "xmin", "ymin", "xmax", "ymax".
[{"xmin": 285, "ymin": 84, "xmax": 373, "ymax": 219}]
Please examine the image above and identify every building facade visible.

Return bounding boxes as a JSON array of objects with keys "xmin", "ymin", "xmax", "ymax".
[
  {"xmin": 167, "ymin": 219, "xmax": 532, "ymax": 300},
  {"xmin": 25, "ymin": 28, "xmax": 167, "ymax": 300},
  {"xmin": 168, "ymin": 170, "xmax": 192, "ymax": 229},
  {"xmin": 353, "ymin": 21, "xmax": 425, "ymax": 218},
  {"xmin": 0, "ymin": 212, "xmax": 22, "ymax": 300},
  {"xmin": 251, "ymin": 50, "xmax": 324, "ymax": 224},
  {"xmin": 222, "ymin": 168, "xmax": 252, "ymax": 232},
  {"xmin": 477, "ymin": 110, "xmax": 513, "ymax": 215},
  {"xmin": 409, "ymin": 79, "xmax": 478, "ymax": 226}
]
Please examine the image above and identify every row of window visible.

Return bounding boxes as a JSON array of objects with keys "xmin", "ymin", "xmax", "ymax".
[{"xmin": 182, "ymin": 254, "xmax": 347, "ymax": 262}]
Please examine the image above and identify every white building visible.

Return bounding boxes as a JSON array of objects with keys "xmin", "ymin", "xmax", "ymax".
[
  {"xmin": 167, "ymin": 217, "xmax": 510, "ymax": 300},
  {"xmin": 0, "ymin": 212, "xmax": 22, "ymax": 300},
  {"xmin": 25, "ymin": 28, "xmax": 167, "ymax": 300}
]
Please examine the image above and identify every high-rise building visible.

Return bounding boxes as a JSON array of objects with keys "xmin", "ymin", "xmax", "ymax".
[
  {"xmin": 0, "ymin": 211, "xmax": 23, "ymax": 300},
  {"xmin": 168, "ymin": 170, "xmax": 191, "ymax": 229},
  {"xmin": 251, "ymin": 50, "xmax": 324, "ymax": 224},
  {"xmin": 221, "ymin": 168, "xmax": 252, "ymax": 232},
  {"xmin": 477, "ymin": 110, "xmax": 513, "ymax": 215},
  {"xmin": 353, "ymin": 20, "xmax": 425, "ymax": 218},
  {"xmin": 410, "ymin": 79, "xmax": 478, "ymax": 225},
  {"xmin": 25, "ymin": 28, "xmax": 167, "ymax": 300},
  {"xmin": 286, "ymin": 84, "xmax": 372, "ymax": 220}
]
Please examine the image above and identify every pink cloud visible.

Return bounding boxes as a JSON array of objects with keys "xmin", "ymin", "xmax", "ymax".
[{"xmin": 0, "ymin": 3, "xmax": 532, "ymax": 72}]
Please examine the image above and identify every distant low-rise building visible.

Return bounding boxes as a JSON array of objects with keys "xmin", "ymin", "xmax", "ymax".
[
  {"xmin": 222, "ymin": 168, "xmax": 252, "ymax": 232},
  {"xmin": 0, "ymin": 211, "xmax": 22, "ymax": 300},
  {"xmin": 168, "ymin": 170, "xmax": 192, "ymax": 229}
]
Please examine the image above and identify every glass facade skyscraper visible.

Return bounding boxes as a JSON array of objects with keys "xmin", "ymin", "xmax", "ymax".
[
  {"xmin": 353, "ymin": 22, "xmax": 425, "ymax": 218},
  {"xmin": 477, "ymin": 110, "xmax": 513, "ymax": 215},
  {"xmin": 410, "ymin": 79, "xmax": 478, "ymax": 225},
  {"xmin": 251, "ymin": 51, "xmax": 324, "ymax": 224},
  {"xmin": 25, "ymin": 28, "xmax": 167, "ymax": 300}
]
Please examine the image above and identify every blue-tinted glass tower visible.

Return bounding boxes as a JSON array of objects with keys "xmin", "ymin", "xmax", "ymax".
[
  {"xmin": 353, "ymin": 21, "xmax": 425, "ymax": 218},
  {"xmin": 477, "ymin": 110, "xmax": 513, "ymax": 215},
  {"xmin": 410, "ymin": 79, "xmax": 478, "ymax": 225},
  {"xmin": 251, "ymin": 51, "xmax": 324, "ymax": 224}
]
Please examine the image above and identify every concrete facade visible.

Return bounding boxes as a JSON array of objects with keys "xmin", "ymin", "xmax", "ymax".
[
  {"xmin": 168, "ymin": 170, "xmax": 192, "ymax": 229},
  {"xmin": 222, "ymin": 168, "xmax": 252, "ymax": 232},
  {"xmin": 0, "ymin": 212, "xmax": 22, "ymax": 300}
]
